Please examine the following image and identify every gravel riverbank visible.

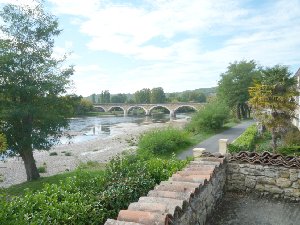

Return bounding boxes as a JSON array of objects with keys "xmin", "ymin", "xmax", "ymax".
[{"xmin": 0, "ymin": 119, "xmax": 187, "ymax": 188}]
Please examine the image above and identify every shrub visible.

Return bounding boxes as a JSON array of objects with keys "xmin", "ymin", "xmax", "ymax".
[
  {"xmin": 49, "ymin": 152, "xmax": 58, "ymax": 156},
  {"xmin": 64, "ymin": 152, "xmax": 72, "ymax": 156},
  {"xmin": 0, "ymin": 179, "xmax": 97, "ymax": 225},
  {"xmin": 37, "ymin": 166, "xmax": 47, "ymax": 173},
  {"xmin": 145, "ymin": 155, "xmax": 188, "ymax": 184},
  {"xmin": 138, "ymin": 128, "xmax": 192, "ymax": 156},
  {"xmin": 228, "ymin": 124, "xmax": 258, "ymax": 153},
  {"xmin": 0, "ymin": 133, "xmax": 7, "ymax": 153},
  {"xmin": 186, "ymin": 100, "xmax": 230, "ymax": 133},
  {"xmin": 283, "ymin": 128, "xmax": 300, "ymax": 146},
  {"xmin": 278, "ymin": 146, "xmax": 300, "ymax": 156},
  {"xmin": 0, "ymin": 153, "xmax": 188, "ymax": 225}
]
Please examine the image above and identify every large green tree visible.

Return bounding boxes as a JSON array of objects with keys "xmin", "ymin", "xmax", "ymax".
[
  {"xmin": 0, "ymin": 2, "xmax": 74, "ymax": 180},
  {"xmin": 134, "ymin": 88, "xmax": 151, "ymax": 104},
  {"xmin": 99, "ymin": 90, "xmax": 110, "ymax": 103},
  {"xmin": 111, "ymin": 93, "xmax": 127, "ymax": 103},
  {"xmin": 217, "ymin": 60, "xmax": 261, "ymax": 119},
  {"xmin": 249, "ymin": 65, "xmax": 298, "ymax": 151},
  {"xmin": 150, "ymin": 87, "xmax": 166, "ymax": 103}
]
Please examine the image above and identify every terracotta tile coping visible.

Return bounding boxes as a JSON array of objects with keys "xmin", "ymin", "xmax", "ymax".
[{"xmin": 104, "ymin": 157, "xmax": 225, "ymax": 225}]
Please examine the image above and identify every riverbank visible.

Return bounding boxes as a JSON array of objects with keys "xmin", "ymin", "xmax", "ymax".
[{"xmin": 0, "ymin": 118, "xmax": 187, "ymax": 188}]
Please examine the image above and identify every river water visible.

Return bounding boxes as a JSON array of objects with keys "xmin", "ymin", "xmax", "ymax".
[
  {"xmin": 60, "ymin": 113, "xmax": 189, "ymax": 145},
  {"xmin": 0, "ymin": 113, "xmax": 190, "ymax": 160}
]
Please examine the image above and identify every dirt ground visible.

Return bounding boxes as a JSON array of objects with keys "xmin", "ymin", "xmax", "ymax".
[{"xmin": 206, "ymin": 192, "xmax": 300, "ymax": 225}]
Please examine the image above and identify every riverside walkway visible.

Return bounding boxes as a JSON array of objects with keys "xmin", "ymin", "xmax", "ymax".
[{"xmin": 178, "ymin": 120, "xmax": 254, "ymax": 159}]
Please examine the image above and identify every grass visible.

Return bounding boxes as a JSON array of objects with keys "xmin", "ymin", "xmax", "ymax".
[
  {"xmin": 1, "ymin": 161, "xmax": 106, "ymax": 196},
  {"xmin": 37, "ymin": 166, "xmax": 47, "ymax": 173}
]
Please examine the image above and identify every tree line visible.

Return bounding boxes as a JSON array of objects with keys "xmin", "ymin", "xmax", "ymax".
[
  {"xmin": 88, "ymin": 87, "xmax": 207, "ymax": 104},
  {"xmin": 217, "ymin": 60, "xmax": 299, "ymax": 151}
]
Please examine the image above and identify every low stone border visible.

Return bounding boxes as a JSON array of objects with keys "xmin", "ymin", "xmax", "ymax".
[
  {"xmin": 227, "ymin": 162, "xmax": 300, "ymax": 201},
  {"xmin": 105, "ymin": 157, "xmax": 226, "ymax": 225}
]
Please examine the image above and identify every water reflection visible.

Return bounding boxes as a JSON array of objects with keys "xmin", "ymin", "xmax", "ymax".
[{"xmin": 60, "ymin": 113, "xmax": 187, "ymax": 145}]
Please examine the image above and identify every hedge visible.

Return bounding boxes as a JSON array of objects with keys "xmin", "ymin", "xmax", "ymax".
[{"xmin": 228, "ymin": 124, "xmax": 258, "ymax": 153}]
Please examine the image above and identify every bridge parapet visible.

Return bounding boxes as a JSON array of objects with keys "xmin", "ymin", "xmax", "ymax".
[{"xmin": 93, "ymin": 103, "xmax": 205, "ymax": 117}]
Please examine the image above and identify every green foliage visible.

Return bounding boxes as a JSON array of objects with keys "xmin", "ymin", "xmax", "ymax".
[
  {"xmin": 217, "ymin": 60, "xmax": 261, "ymax": 119},
  {"xmin": 0, "ymin": 133, "xmax": 7, "ymax": 153},
  {"xmin": 186, "ymin": 100, "xmax": 230, "ymax": 133},
  {"xmin": 145, "ymin": 156, "xmax": 188, "ymax": 184},
  {"xmin": 0, "ymin": 2, "xmax": 73, "ymax": 180},
  {"xmin": 138, "ymin": 128, "xmax": 192, "ymax": 156},
  {"xmin": 249, "ymin": 65, "xmax": 298, "ymax": 151},
  {"xmin": 283, "ymin": 128, "xmax": 300, "ymax": 146},
  {"xmin": 37, "ymin": 166, "xmax": 47, "ymax": 173},
  {"xmin": 228, "ymin": 124, "xmax": 258, "ymax": 153},
  {"xmin": 99, "ymin": 90, "xmax": 110, "ymax": 103},
  {"xmin": 277, "ymin": 146, "xmax": 300, "ymax": 156},
  {"xmin": 77, "ymin": 98, "xmax": 94, "ymax": 115},
  {"xmin": 0, "ymin": 152, "xmax": 187, "ymax": 224},
  {"xmin": 0, "ymin": 178, "xmax": 99, "ymax": 225},
  {"xmin": 150, "ymin": 87, "xmax": 166, "ymax": 103},
  {"xmin": 49, "ymin": 152, "xmax": 58, "ymax": 156},
  {"xmin": 64, "ymin": 152, "xmax": 72, "ymax": 156},
  {"xmin": 254, "ymin": 132, "xmax": 273, "ymax": 152},
  {"xmin": 134, "ymin": 88, "xmax": 151, "ymax": 104},
  {"xmin": 166, "ymin": 89, "xmax": 208, "ymax": 103},
  {"xmin": 110, "ymin": 93, "xmax": 127, "ymax": 103}
]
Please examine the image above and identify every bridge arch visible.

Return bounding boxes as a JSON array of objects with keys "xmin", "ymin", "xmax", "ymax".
[
  {"xmin": 174, "ymin": 105, "xmax": 198, "ymax": 113},
  {"xmin": 148, "ymin": 105, "xmax": 171, "ymax": 115},
  {"xmin": 127, "ymin": 106, "xmax": 148, "ymax": 115},
  {"xmin": 107, "ymin": 106, "xmax": 125, "ymax": 113},
  {"xmin": 94, "ymin": 106, "xmax": 106, "ymax": 112}
]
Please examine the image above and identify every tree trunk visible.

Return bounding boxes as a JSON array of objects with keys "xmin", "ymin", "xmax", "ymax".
[
  {"xmin": 236, "ymin": 104, "xmax": 241, "ymax": 120},
  {"xmin": 241, "ymin": 103, "xmax": 247, "ymax": 119},
  {"xmin": 247, "ymin": 106, "xmax": 251, "ymax": 118},
  {"xmin": 271, "ymin": 128, "xmax": 277, "ymax": 153},
  {"xmin": 20, "ymin": 150, "xmax": 40, "ymax": 181}
]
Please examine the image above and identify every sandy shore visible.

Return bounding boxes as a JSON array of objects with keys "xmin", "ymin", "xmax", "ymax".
[{"xmin": 0, "ymin": 119, "xmax": 187, "ymax": 188}]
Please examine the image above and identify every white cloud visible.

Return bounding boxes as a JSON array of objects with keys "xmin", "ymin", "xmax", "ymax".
[
  {"xmin": 51, "ymin": 0, "xmax": 245, "ymax": 62},
  {"xmin": 29, "ymin": 1, "xmax": 300, "ymax": 95},
  {"xmin": 48, "ymin": 0, "xmax": 100, "ymax": 17},
  {"xmin": 71, "ymin": 64, "xmax": 110, "ymax": 95},
  {"xmin": 52, "ymin": 41, "xmax": 80, "ymax": 60}
]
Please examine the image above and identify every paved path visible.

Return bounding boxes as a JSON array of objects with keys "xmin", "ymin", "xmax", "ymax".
[{"xmin": 178, "ymin": 120, "xmax": 254, "ymax": 159}]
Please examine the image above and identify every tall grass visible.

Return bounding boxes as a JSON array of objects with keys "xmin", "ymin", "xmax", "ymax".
[
  {"xmin": 138, "ymin": 128, "xmax": 192, "ymax": 156},
  {"xmin": 186, "ymin": 100, "xmax": 230, "ymax": 133}
]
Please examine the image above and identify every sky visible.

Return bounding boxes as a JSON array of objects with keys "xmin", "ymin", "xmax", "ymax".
[{"xmin": 1, "ymin": 0, "xmax": 300, "ymax": 96}]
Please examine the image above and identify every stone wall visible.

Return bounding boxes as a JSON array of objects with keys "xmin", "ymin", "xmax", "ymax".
[
  {"xmin": 227, "ymin": 162, "xmax": 300, "ymax": 201},
  {"xmin": 105, "ymin": 157, "xmax": 227, "ymax": 225}
]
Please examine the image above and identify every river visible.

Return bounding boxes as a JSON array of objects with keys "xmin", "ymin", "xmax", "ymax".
[{"xmin": 61, "ymin": 113, "xmax": 190, "ymax": 145}]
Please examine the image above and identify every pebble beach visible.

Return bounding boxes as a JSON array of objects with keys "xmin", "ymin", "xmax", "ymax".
[{"xmin": 0, "ymin": 118, "xmax": 187, "ymax": 188}]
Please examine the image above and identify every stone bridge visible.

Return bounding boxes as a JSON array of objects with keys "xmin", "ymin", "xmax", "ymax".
[{"xmin": 93, "ymin": 103, "xmax": 205, "ymax": 117}]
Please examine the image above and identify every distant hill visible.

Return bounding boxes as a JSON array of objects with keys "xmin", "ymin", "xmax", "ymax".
[{"xmin": 166, "ymin": 87, "xmax": 217, "ymax": 97}]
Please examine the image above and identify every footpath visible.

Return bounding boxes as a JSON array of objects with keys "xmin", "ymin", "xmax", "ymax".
[{"xmin": 178, "ymin": 120, "xmax": 254, "ymax": 159}]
